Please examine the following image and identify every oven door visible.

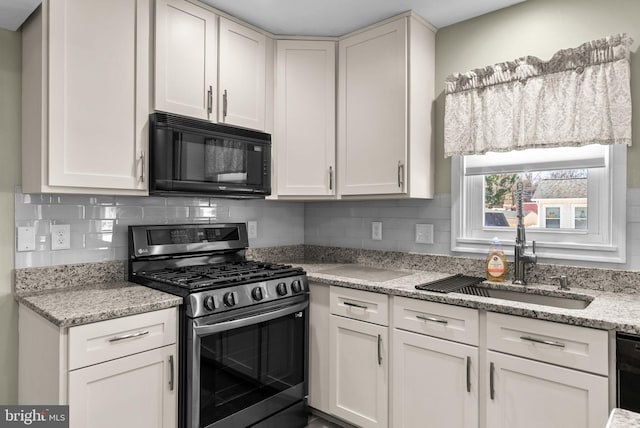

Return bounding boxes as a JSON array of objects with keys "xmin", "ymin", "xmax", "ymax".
[{"xmin": 186, "ymin": 297, "xmax": 308, "ymax": 428}]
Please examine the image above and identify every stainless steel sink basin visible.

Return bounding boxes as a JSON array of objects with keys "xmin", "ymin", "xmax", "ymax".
[{"xmin": 457, "ymin": 285, "xmax": 593, "ymax": 309}]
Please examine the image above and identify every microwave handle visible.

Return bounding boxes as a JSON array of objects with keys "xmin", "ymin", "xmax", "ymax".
[{"xmin": 193, "ymin": 300, "xmax": 308, "ymax": 336}]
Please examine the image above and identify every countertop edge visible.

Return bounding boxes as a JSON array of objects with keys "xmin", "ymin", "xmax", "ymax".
[{"xmin": 15, "ymin": 282, "xmax": 183, "ymax": 328}]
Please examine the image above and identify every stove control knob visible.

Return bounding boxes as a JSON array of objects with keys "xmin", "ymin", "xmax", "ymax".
[
  {"xmin": 203, "ymin": 295, "xmax": 218, "ymax": 311},
  {"xmin": 223, "ymin": 292, "xmax": 237, "ymax": 307},
  {"xmin": 291, "ymin": 280, "xmax": 303, "ymax": 294},
  {"xmin": 252, "ymin": 287, "xmax": 264, "ymax": 301},
  {"xmin": 276, "ymin": 282, "xmax": 288, "ymax": 296}
]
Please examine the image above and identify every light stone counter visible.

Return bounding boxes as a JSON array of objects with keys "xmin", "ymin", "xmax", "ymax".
[
  {"xmin": 300, "ymin": 263, "xmax": 640, "ymax": 334},
  {"xmin": 14, "ymin": 261, "xmax": 182, "ymax": 327},
  {"xmin": 15, "ymin": 281, "xmax": 182, "ymax": 327},
  {"xmin": 607, "ymin": 409, "xmax": 640, "ymax": 427}
]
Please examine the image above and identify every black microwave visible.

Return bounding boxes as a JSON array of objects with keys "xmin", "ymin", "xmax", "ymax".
[{"xmin": 149, "ymin": 112, "xmax": 271, "ymax": 197}]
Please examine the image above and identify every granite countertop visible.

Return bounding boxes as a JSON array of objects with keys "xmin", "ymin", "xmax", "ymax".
[
  {"xmin": 300, "ymin": 263, "xmax": 640, "ymax": 334},
  {"xmin": 607, "ymin": 409, "xmax": 640, "ymax": 427},
  {"xmin": 15, "ymin": 281, "xmax": 183, "ymax": 328}
]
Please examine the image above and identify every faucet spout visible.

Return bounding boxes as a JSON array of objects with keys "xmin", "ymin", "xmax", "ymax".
[{"xmin": 513, "ymin": 180, "xmax": 537, "ymax": 285}]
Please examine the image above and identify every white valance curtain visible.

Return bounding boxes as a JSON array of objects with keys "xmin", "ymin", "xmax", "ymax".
[{"xmin": 444, "ymin": 34, "xmax": 633, "ymax": 158}]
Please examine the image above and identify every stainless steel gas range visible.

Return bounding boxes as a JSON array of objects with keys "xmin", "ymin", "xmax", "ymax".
[{"xmin": 128, "ymin": 223, "xmax": 309, "ymax": 428}]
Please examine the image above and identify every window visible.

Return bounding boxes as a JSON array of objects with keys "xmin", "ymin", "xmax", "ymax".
[{"xmin": 451, "ymin": 145, "xmax": 627, "ymax": 263}]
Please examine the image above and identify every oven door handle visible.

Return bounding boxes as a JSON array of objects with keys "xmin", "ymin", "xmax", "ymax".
[{"xmin": 192, "ymin": 300, "xmax": 308, "ymax": 336}]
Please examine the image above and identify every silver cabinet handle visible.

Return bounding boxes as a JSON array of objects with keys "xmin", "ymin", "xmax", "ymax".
[
  {"xmin": 108, "ymin": 330, "xmax": 149, "ymax": 343},
  {"xmin": 329, "ymin": 166, "xmax": 333, "ymax": 191},
  {"xmin": 343, "ymin": 301, "xmax": 368, "ymax": 310},
  {"xmin": 169, "ymin": 355, "xmax": 174, "ymax": 391},
  {"xmin": 466, "ymin": 356, "xmax": 471, "ymax": 393},
  {"xmin": 377, "ymin": 334, "xmax": 382, "ymax": 365},
  {"xmin": 207, "ymin": 85, "xmax": 213, "ymax": 116},
  {"xmin": 139, "ymin": 152, "xmax": 145, "ymax": 183},
  {"xmin": 223, "ymin": 89, "xmax": 228, "ymax": 120},
  {"xmin": 416, "ymin": 314, "xmax": 448, "ymax": 325},
  {"xmin": 520, "ymin": 336, "xmax": 566, "ymax": 348},
  {"xmin": 489, "ymin": 362, "xmax": 495, "ymax": 400},
  {"xmin": 397, "ymin": 161, "xmax": 404, "ymax": 188}
]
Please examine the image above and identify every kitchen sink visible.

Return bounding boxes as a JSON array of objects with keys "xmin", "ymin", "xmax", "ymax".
[{"xmin": 457, "ymin": 284, "xmax": 593, "ymax": 309}]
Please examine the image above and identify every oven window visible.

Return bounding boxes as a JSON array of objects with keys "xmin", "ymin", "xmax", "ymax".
[{"xmin": 198, "ymin": 311, "xmax": 306, "ymax": 427}]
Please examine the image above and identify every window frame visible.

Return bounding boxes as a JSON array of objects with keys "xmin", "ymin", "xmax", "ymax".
[{"xmin": 451, "ymin": 145, "xmax": 627, "ymax": 263}]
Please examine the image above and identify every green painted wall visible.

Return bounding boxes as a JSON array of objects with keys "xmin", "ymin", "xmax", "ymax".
[
  {"xmin": 0, "ymin": 28, "xmax": 21, "ymax": 404},
  {"xmin": 434, "ymin": 0, "xmax": 640, "ymax": 194}
]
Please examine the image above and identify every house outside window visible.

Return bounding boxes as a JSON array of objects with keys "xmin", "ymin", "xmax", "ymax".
[{"xmin": 451, "ymin": 144, "xmax": 627, "ymax": 263}]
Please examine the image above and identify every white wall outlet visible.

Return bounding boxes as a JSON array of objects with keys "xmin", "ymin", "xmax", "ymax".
[
  {"xmin": 51, "ymin": 224, "xmax": 71, "ymax": 250},
  {"xmin": 17, "ymin": 227, "xmax": 36, "ymax": 251},
  {"xmin": 416, "ymin": 223, "xmax": 434, "ymax": 244},
  {"xmin": 372, "ymin": 221, "xmax": 382, "ymax": 241},
  {"xmin": 247, "ymin": 221, "xmax": 258, "ymax": 239}
]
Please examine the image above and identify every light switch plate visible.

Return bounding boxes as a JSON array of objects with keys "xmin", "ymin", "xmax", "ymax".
[
  {"xmin": 17, "ymin": 227, "xmax": 36, "ymax": 251},
  {"xmin": 416, "ymin": 223, "xmax": 434, "ymax": 244},
  {"xmin": 51, "ymin": 224, "xmax": 71, "ymax": 250},
  {"xmin": 247, "ymin": 221, "xmax": 258, "ymax": 239},
  {"xmin": 372, "ymin": 222, "xmax": 382, "ymax": 241}
]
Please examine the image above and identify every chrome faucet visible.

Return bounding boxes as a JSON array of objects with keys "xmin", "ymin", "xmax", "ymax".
[{"xmin": 513, "ymin": 181, "xmax": 537, "ymax": 285}]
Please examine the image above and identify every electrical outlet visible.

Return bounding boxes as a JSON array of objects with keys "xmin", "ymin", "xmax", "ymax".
[
  {"xmin": 17, "ymin": 227, "xmax": 36, "ymax": 251},
  {"xmin": 51, "ymin": 224, "xmax": 71, "ymax": 250},
  {"xmin": 371, "ymin": 222, "xmax": 382, "ymax": 241},
  {"xmin": 416, "ymin": 223, "xmax": 434, "ymax": 244},
  {"xmin": 247, "ymin": 221, "xmax": 258, "ymax": 239}
]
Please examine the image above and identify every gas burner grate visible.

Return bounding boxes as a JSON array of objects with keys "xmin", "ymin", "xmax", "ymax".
[{"xmin": 135, "ymin": 261, "xmax": 304, "ymax": 290}]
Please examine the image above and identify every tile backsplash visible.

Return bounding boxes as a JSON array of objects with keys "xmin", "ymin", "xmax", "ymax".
[
  {"xmin": 15, "ymin": 187, "xmax": 640, "ymax": 271},
  {"xmin": 14, "ymin": 188, "xmax": 304, "ymax": 268}
]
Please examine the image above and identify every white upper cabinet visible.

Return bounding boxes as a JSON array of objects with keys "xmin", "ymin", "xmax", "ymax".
[
  {"xmin": 218, "ymin": 17, "xmax": 267, "ymax": 130},
  {"xmin": 22, "ymin": 0, "xmax": 150, "ymax": 195},
  {"xmin": 275, "ymin": 40, "xmax": 336, "ymax": 197},
  {"xmin": 338, "ymin": 15, "xmax": 435, "ymax": 198},
  {"xmin": 154, "ymin": 0, "xmax": 217, "ymax": 120}
]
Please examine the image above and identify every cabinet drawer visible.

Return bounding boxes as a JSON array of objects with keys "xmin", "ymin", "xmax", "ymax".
[
  {"xmin": 69, "ymin": 308, "xmax": 177, "ymax": 370},
  {"xmin": 330, "ymin": 286, "xmax": 388, "ymax": 326},
  {"xmin": 486, "ymin": 312, "xmax": 608, "ymax": 375},
  {"xmin": 393, "ymin": 297, "xmax": 479, "ymax": 346}
]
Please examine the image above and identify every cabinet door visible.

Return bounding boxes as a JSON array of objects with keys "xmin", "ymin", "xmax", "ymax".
[
  {"xmin": 218, "ymin": 17, "xmax": 266, "ymax": 130},
  {"xmin": 486, "ymin": 351, "xmax": 609, "ymax": 428},
  {"xmin": 393, "ymin": 329, "xmax": 478, "ymax": 428},
  {"xmin": 68, "ymin": 345, "xmax": 176, "ymax": 428},
  {"xmin": 338, "ymin": 18, "xmax": 407, "ymax": 196},
  {"xmin": 155, "ymin": 0, "xmax": 217, "ymax": 120},
  {"xmin": 275, "ymin": 40, "xmax": 336, "ymax": 196},
  {"xmin": 48, "ymin": 0, "xmax": 149, "ymax": 191},
  {"xmin": 329, "ymin": 315, "xmax": 388, "ymax": 428}
]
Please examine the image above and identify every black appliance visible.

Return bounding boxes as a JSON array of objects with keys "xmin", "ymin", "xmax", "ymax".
[
  {"xmin": 149, "ymin": 112, "xmax": 271, "ymax": 198},
  {"xmin": 617, "ymin": 332, "xmax": 640, "ymax": 412},
  {"xmin": 128, "ymin": 223, "xmax": 308, "ymax": 428}
]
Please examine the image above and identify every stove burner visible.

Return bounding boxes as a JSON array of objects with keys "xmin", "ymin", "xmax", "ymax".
[{"xmin": 135, "ymin": 261, "xmax": 304, "ymax": 290}]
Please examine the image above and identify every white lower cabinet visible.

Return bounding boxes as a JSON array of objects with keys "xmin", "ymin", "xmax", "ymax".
[
  {"xmin": 68, "ymin": 345, "xmax": 176, "ymax": 428},
  {"xmin": 19, "ymin": 306, "xmax": 178, "ymax": 428},
  {"xmin": 329, "ymin": 287, "xmax": 389, "ymax": 428},
  {"xmin": 393, "ymin": 330, "xmax": 478, "ymax": 428},
  {"xmin": 485, "ymin": 350, "xmax": 608, "ymax": 428},
  {"xmin": 312, "ymin": 288, "xmax": 610, "ymax": 428},
  {"xmin": 392, "ymin": 297, "xmax": 479, "ymax": 428},
  {"xmin": 484, "ymin": 312, "xmax": 610, "ymax": 428}
]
